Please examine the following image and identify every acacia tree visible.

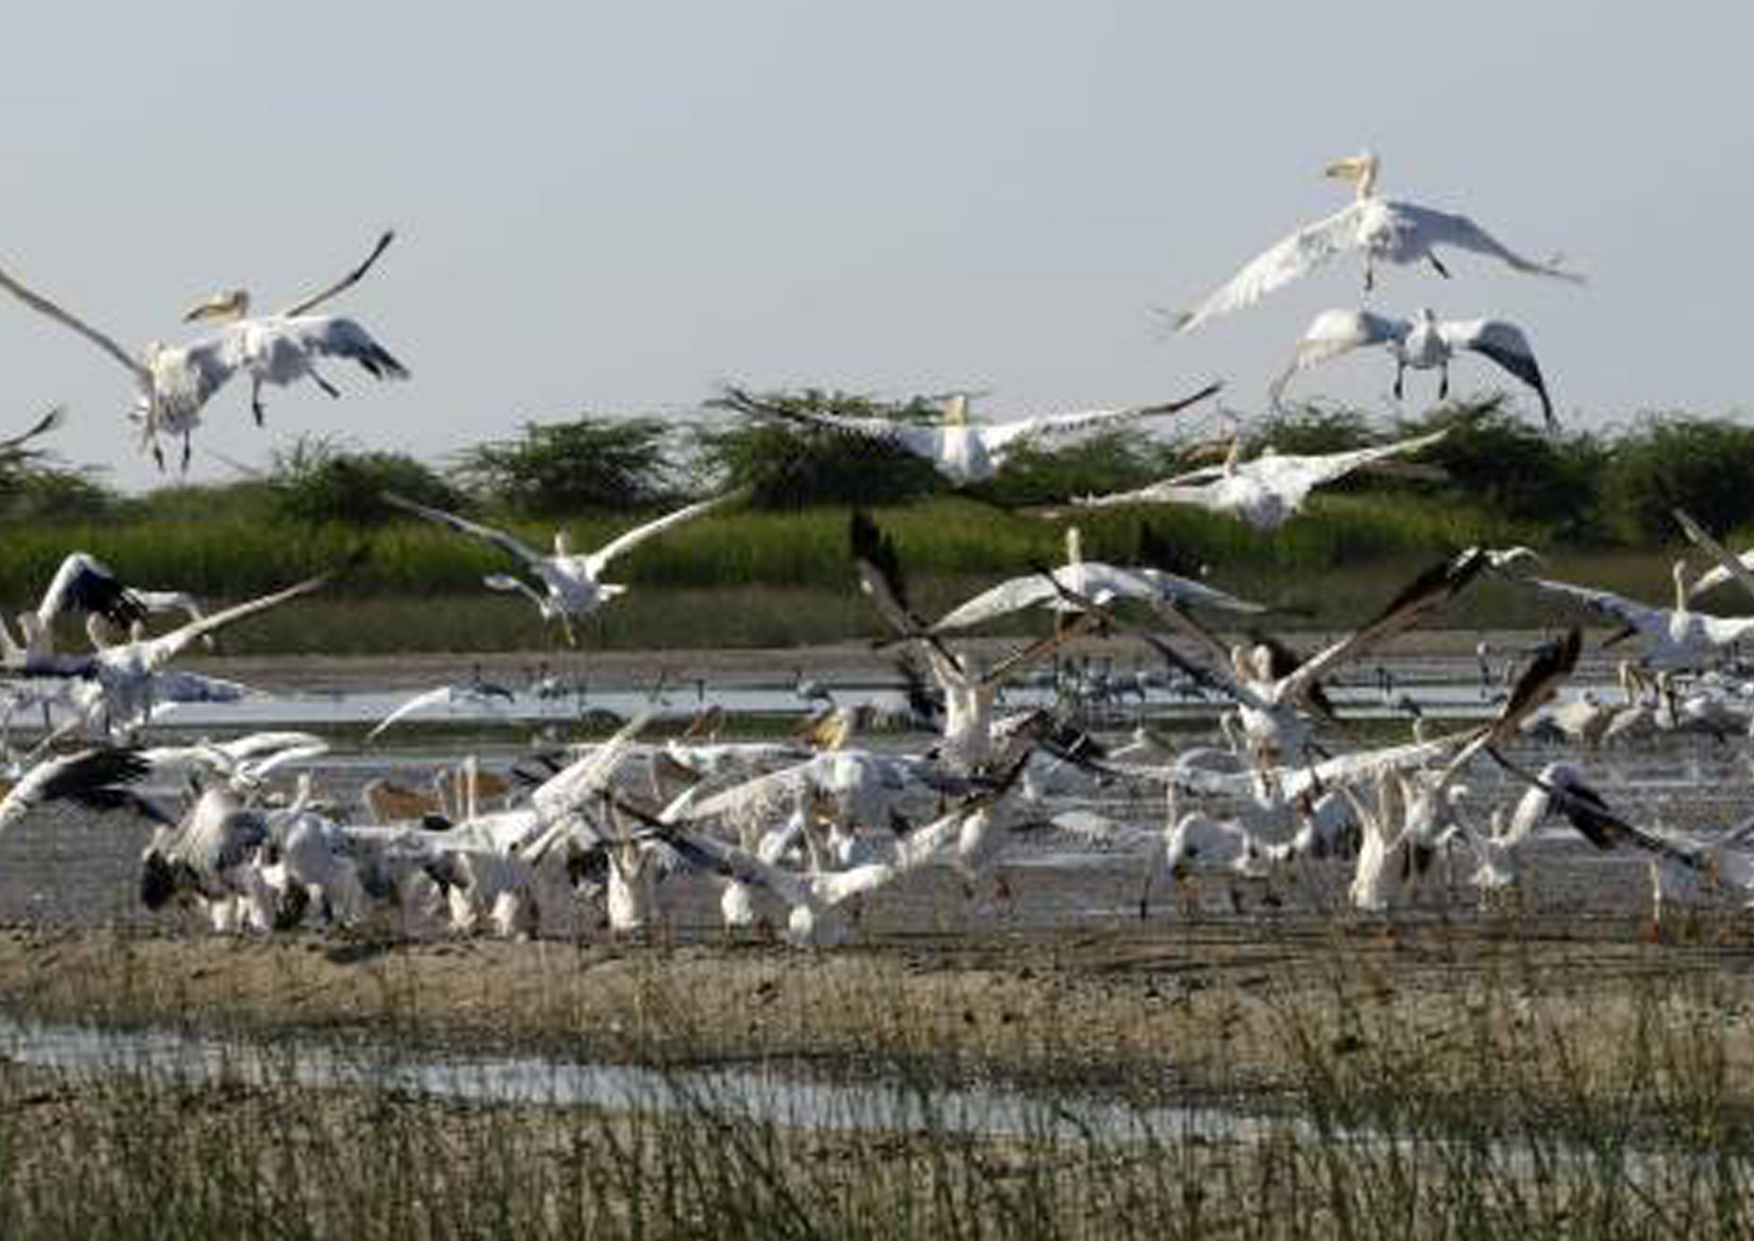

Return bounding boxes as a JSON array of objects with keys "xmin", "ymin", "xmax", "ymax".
[{"xmin": 454, "ymin": 416, "xmax": 678, "ymax": 518}]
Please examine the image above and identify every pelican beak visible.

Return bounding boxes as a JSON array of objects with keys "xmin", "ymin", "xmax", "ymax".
[
  {"xmin": 1324, "ymin": 157, "xmax": 1366, "ymax": 181},
  {"xmin": 182, "ymin": 291, "xmax": 245, "ymax": 323}
]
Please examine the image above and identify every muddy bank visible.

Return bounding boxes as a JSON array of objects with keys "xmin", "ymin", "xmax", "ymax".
[{"xmin": 4, "ymin": 920, "xmax": 1753, "ymax": 1104}]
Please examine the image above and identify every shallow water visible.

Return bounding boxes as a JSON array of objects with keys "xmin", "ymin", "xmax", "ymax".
[{"xmin": 0, "ymin": 1014, "xmax": 1268, "ymax": 1144}]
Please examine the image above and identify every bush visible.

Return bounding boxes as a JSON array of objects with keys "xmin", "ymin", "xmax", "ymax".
[
  {"xmin": 267, "ymin": 436, "xmax": 469, "ymax": 526},
  {"xmin": 1395, "ymin": 397, "xmax": 1608, "ymax": 535},
  {"xmin": 1600, "ymin": 414, "xmax": 1754, "ymax": 544},
  {"xmin": 455, "ymin": 416, "xmax": 678, "ymax": 517}
]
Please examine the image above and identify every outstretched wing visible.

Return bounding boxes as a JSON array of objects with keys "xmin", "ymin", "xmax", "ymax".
[
  {"xmin": 715, "ymin": 387, "xmax": 939, "ymax": 457},
  {"xmin": 585, "ymin": 490, "xmax": 742, "ymax": 576},
  {"xmin": 382, "ymin": 492, "xmax": 542, "ymax": 566},
  {"xmin": 977, "ymin": 382, "xmax": 1222, "ymax": 451},
  {"xmin": 271, "ymin": 316, "xmax": 409, "ymax": 381},
  {"xmin": 0, "ymin": 262, "xmax": 147, "ymax": 380},
  {"xmin": 1173, "ymin": 202, "xmax": 1365, "ymax": 333},
  {"xmin": 279, "ymin": 229, "xmax": 398, "ymax": 317},
  {"xmin": 1395, "ymin": 203, "xmax": 1585, "ymax": 284},
  {"xmin": 149, "ymin": 567, "xmax": 337, "ymax": 665},
  {"xmin": 0, "ymin": 405, "xmax": 66, "ymax": 457},
  {"xmin": 1269, "ymin": 309, "xmax": 1408, "ymax": 409},
  {"xmin": 1439, "ymin": 317, "xmax": 1555, "ymax": 430},
  {"xmin": 36, "ymin": 552, "xmax": 147, "ymax": 630}
]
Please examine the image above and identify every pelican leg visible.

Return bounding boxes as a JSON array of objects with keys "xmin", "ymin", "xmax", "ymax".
[
  {"xmin": 1429, "ymin": 254, "xmax": 1451, "ymax": 279},
  {"xmin": 1362, "ymin": 261, "xmax": 1375, "ymax": 293},
  {"xmin": 180, "ymin": 432, "xmax": 193, "ymax": 473},
  {"xmin": 311, "ymin": 370, "xmax": 342, "ymax": 400},
  {"xmin": 1392, "ymin": 362, "xmax": 1405, "ymax": 401},
  {"xmin": 151, "ymin": 437, "xmax": 166, "ymax": 473},
  {"xmin": 251, "ymin": 376, "xmax": 267, "ymax": 426},
  {"xmin": 1439, "ymin": 366, "xmax": 1450, "ymax": 401}
]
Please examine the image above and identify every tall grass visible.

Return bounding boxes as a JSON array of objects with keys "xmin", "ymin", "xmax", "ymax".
[{"xmin": 3, "ymin": 929, "xmax": 1754, "ymax": 1237}]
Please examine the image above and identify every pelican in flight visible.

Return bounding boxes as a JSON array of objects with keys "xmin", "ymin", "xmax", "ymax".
[
  {"xmin": 1076, "ymin": 428, "xmax": 1448, "ymax": 529},
  {"xmin": 931, "ymin": 526, "xmax": 1265, "ymax": 632},
  {"xmin": 382, "ymin": 489, "xmax": 745, "ymax": 645},
  {"xmin": 717, "ymin": 382, "xmax": 1221, "ymax": 487},
  {"xmin": 0, "ymin": 231, "xmax": 406, "ymax": 470},
  {"xmin": 1519, "ymin": 559, "xmax": 1754, "ymax": 672},
  {"xmin": 1172, "ymin": 151, "xmax": 1583, "ymax": 333},
  {"xmin": 1270, "ymin": 308, "xmax": 1555, "ymax": 429}
]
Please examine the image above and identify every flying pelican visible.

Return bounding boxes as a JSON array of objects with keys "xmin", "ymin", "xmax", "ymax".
[
  {"xmin": 1519, "ymin": 561, "xmax": 1754, "ymax": 672},
  {"xmin": 382, "ymin": 489, "xmax": 744, "ymax": 645},
  {"xmin": 930, "ymin": 526, "xmax": 1266, "ymax": 633},
  {"xmin": 0, "ymin": 231, "xmax": 405, "ymax": 469},
  {"xmin": 1076, "ymin": 428, "xmax": 1448, "ymax": 529},
  {"xmin": 717, "ymin": 383, "xmax": 1221, "ymax": 487},
  {"xmin": 1172, "ymin": 151, "xmax": 1583, "ymax": 333},
  {"xmin": 366, "ymin": 682, "xmax": 517, "ymax": 743},
  {"xmin": 1270, "ymin": 308, "xmax": 1555, "ymax": 429}
]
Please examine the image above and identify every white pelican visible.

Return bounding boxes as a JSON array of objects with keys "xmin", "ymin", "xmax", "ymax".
[
  {"xmin": 1172, "ymin": 151, "xmax": 1583, "ymax": 333},
  {"xmin": 15, "ymin": 552, "xmax": 208, "ymax": 651},
  {"xmin": 930, "ymin": 526, "xmax": 1266, "ymax": 632},
  {"xmin": 1076, "ymin": 428, "xmax": 1448, "ymax": 529},
  {"xmin": 0, "ymin": 231, "xmax": 405, "ymax": 469},
  {"xmin": 1270, "ymin": 308, "xmax": 1554, "ymax": 429},
  {"xmin": 10, "ymin": 567, "xmax": 339, "ymax": 737},
  {"xmin": 717, "ymin": 382, "xmax": 1221, "ymax": 487},
  {"xmin": 383, "ymin": 489, "xmax": 742, "ymax": 645},
  {"xmin": 1520, "ymin": 561, "xmax": 1754, "ymax": 671}
]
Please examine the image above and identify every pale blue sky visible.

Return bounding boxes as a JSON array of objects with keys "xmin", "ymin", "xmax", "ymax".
[{"xmin": 2, "ymin": 2, "xmax": 1747, "ymax": 489}]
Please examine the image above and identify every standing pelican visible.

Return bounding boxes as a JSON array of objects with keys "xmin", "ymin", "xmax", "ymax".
[
  {"xmin": 1270, "ymin": 308, "xmax": 1555, "ymax": 429},
  {"xmin": 1172, "ymin": 151, "xmax": 1583, "ymax": 333},
  {"xmin": 0, "ymin": 231, "xmax": 404, "ymax": 469},
  {"xmin": 382, "ymin": 489, "xmax": 745, "ymax": 645}
]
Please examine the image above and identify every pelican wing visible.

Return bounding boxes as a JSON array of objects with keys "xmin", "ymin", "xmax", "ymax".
[
  {"xmin": 1283, "ymin": 548, "xmax": 1487, "ymax": 700},
  {"xmin": 1518, "ymin": 576, "xmax": 1665, "ymax": 634},
  {"xmin": 0, "ymin": 747, "xmax": 167, "ymax": 839},
  {"xmin": 35, "ymin": 552, "xmax": 146, "ymax": 629},
  {"xmin": 1439, "ymin": 317, "xmax": 1555, "ymax": 430},
  {"xmin": 717, "ymin": 389, "xmax": 942, "ymax": 458},
  {"xmin": 366, "ymin": 686, "xmax": 457, "ymax": 742},
  {"xmin": 1269, "ymin": 309, "xmax": 1409, "ymax": 408},
  {"xmin": 584, "ymin": 490, "xmax": 740, "ymax": 576},
  {"xmin": 0, "ymin": 405, "xmax": 66, "ymax": 456},
  {"xmin": 1673, "ymin": 508, "xmax": 1754, "ymax": 608},
  {"xmin": 382, "ymin": 493, "xmax": 542, "ymax": 566},
  {"xmin": 1132, "ymin": 568, "xmax": 1266, "ymax": 614},
  {"xmin": 976, "ymin": 381, "xmax": 1222, "ymax": 451},
  {"xmin": 1173, "ymin": 202, "xmax": 1366, "ymax": 333},
  {"xmin": 151, "ymin": 332, "xmax": 249, "ymax": 425},
  {"xmin": 933, "ymin": 564, "xmax": 1151, "ymax": 632},
  {"xmin": 0, "ymin": 263, "xmax": 146, "ymax": 380},
  {"xmin": 146, "ymin": 567, "xmax": 336, "ymax": 665},
  {"xmin": 1392, "ymin": 203, "xmax": 1585, "ymax": 284},
  {"xmin": 279, "ymin": 229, "xmax": 397, "ymax": 317},
  {"xmin": 266, "ymin": 316, "xmax": 409, "ymax": 382}
]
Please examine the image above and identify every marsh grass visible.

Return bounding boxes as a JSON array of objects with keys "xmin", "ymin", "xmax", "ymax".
[{"xmin": 5, "ymin": 925, "xmax": 1754, "ymax": 1238}]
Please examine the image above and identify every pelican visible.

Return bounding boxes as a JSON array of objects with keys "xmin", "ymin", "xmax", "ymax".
[
  {"xmin": 382, "ymin": 489, "xmax": 744, "ymax": 645},
  {"xmin": 930, "ymin": 526, "xmax": 1266, "ymax": 632},
  {"xmin": 0, "ymin": 231, "xmax": 405, "ymax": 470},
  {"xmin": 1519, "ymin": 561, "xmax": 1754, "ymax": 671},
  {"xmin": 1076, "ymin": 428, "xmax": 1448, "ymax": 529},
  {"xmin": 717, "ymin": 382, "xmax": 1221, "ymax": 487},
  {"xmin": 1270, "ymin": 308, "xmax": 1555, "ymax": 429},
  {"xmin": 1172, "ymin": 151, "xmax": 1583, "ymax": 333},
  {"xmin": 366, "ymin": 682, "xmax": 517, "ymax": 743}
]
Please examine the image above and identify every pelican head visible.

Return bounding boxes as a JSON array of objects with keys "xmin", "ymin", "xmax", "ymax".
[
  {"xmin": 942, "ymin": 393, "xmax": 970, "ymax": 425},
  {"xmin": 182, "ymin": 289, "xmax": 252, "ymax": 323},
  {"xmin": 1672, "ymin": 558, "xmax": 1690, "ymax": 612},
  {"xmin": 1323, "ymin": 151, "xmax": 1380, "ymax": 199},
  {"xmin": 553, "ymin": 529, "xmax": 574, "ymax": 558},
  {"xmin": 1065, "ymin": 525, "xmax": 1083, "ymax": 567}
]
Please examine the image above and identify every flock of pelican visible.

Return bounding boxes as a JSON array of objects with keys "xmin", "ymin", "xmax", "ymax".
[{"xmin": 0, "ymin": 150, "xmax": 1743, "ymax": 949}]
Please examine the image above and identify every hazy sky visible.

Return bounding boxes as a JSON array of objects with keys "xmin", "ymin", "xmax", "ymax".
[{"xmin": 3, "ymin": 2, "xmax": 1748, "ymax": 490}]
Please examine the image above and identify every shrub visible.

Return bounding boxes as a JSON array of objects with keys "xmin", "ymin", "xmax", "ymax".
[
  {"xmin": 1600, "ymin": 414, "xmax": 1754, "ymax": 543},
  {"xmin": 455, "ymin": 416, "xmax": 678, "ymax": 517},
  {"xmin": 267, "ymin": 436, "xmax": 469, "ymax": 526}
]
